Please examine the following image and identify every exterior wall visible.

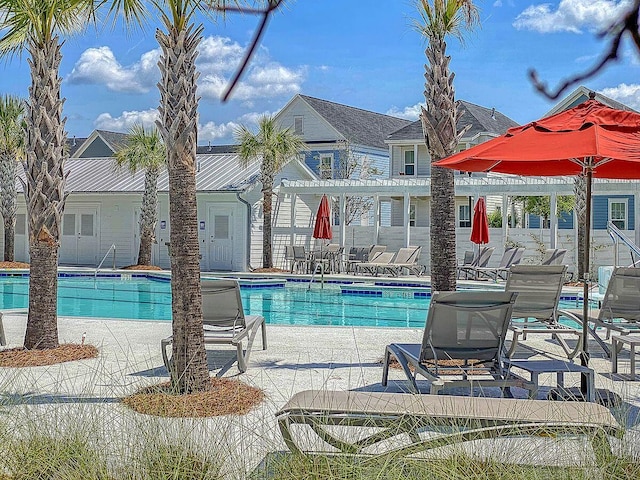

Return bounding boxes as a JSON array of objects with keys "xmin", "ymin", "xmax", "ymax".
[
  {"xmin": 276, "ymin": 99, "xmax": 340, "ymax": 142},
  {"xmin": 78, "ymin": 138, "xmax": 114, "ymax": 158},
  {"xmin": 390, "ymin": 144, "xmax": 430, "ymax": 179}
]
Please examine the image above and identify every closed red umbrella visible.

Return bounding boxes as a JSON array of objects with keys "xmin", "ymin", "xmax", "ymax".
[
  {"xmin": 470, "ymin": 197, "xmax": 490, "ymax": 245},
  {"xmin": 435, "ymin": 96, "xmax": 640, "ymax": 397},
  {"xmin": 313, "ymin": 195, "xmax": 332, "ymax": 241}
]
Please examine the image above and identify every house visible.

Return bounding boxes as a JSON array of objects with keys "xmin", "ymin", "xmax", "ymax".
[{"xmin": 9, "ymin": 130, "xmax": 317, "ymax": 270}]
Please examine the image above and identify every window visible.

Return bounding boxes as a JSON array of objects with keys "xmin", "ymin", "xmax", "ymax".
[
  {"xmin": 409, "ymin": 204, "xmax": 416, "ymax": 227},
  {"xmin": 403, "ymin": 150, "xmax": 415, "ymax": 175},
  {"xmin": 459, "ymin": 204, "xmax": 470, "ymax": 227},
  {"xmin": 609, "ymin": 199, "xmax": 627, "ymax": 229},
  {"xmin": 319, "ymin": 154, "xmax": 333, "ymax": 179},
  {"xmin": 294, "ymin": 116, "xmax": 303, "ymax": 135}
]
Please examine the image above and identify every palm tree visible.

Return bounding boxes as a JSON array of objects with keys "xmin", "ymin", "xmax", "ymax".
[
  {"xmin": 235, "ymin": 115, "xmax": 304, "ymax": 268},
  {"xmin": 114, "ymin": 124, "xmax": 165, "ymax": 266},
  {"xmin": 106, "ymin": 0, "xmax": 229, "ymax": 393},
  {"xmin": 415, "ymin": 0, "xmax": 479, "ymax": 292},
  {"xmin": 0, "ymin": 0, "xmax": 97, "ymax": 349},
  {"xmin": 0, "ymin": 95, "xmax": 25, "ymax": 262}
]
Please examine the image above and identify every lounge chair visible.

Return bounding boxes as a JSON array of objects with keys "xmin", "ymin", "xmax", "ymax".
[
  {"xmin": 344, "ymin": 246, "xmax": 369, "ymax": 273},
  {"xmin": 380, "ymin": 246, "xmax": 425, "ymax": 277},
  {"xmin": 560, "ymin": 267, "xmax": 640, "ymax": 357},
  {"xmin": 474, "ymin": 247, "xmax": 525, "ymax": 281},
  {"xmin": 541, "ymin": 248, "xmax": 567, "ymax": 265},
  {"xmin": 457, "ymin": 246, "xmax": 495, "ymax": 280},
  {"xmin": 504, "ymin": 265, "xmax": 582, "ymax": 359},
  {"xmin": 356, "ymin": 251, "xmax": 395, "ymax": 276},
  {"xmin": 381, "ymin": 291, "xmax": 535, "ymax": 396},
  {"xmin": 276, "ymin": 390, "xmax": 622, "ymax": 461},
  {"xmin": 161, "ymin": 279, "xmax": 267, "ymax": 377}
]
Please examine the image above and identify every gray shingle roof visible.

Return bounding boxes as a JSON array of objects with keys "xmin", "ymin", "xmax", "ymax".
[
  {"xmin": 66, "ymin": 137, "xmax": 88, "ymax": 157},
  {"xmin": 299, "ymin": 95, "xmax": 411, "ymax": 149},
  {"xmin": 386, "ymin": 100, "xmax": 519, "ymax": 142},
  {"xmin": 96, "ymin": 130, "xmax": 129, "ymax": 152},
  {"xmin": 15, "ymin": 153, "xmax": 260, "ymax": 194}
]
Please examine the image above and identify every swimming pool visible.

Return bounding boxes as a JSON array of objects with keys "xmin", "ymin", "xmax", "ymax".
[{"xmin": 0, "ymin": 274, "xmax": 583, "ymax": 328}]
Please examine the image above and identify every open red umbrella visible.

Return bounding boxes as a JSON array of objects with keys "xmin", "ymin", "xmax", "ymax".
[
  {"xmin": 435, "ymin": 96, "xmax": 640, "ymax": 397},
  {"xmin": 470, "ymin": 197, "xmax": 490, "ymax": 246}
]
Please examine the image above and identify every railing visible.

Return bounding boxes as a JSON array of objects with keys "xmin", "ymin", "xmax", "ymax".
[
  {"xmin": 607, "ymin": 221, "xmax": 640, "ymax": 267},
  {"xmin": 95, "ymin": 244, "xmax": 117, "ymax": 280}
]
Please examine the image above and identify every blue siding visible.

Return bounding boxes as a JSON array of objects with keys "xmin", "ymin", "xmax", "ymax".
[
  {"xmin": 592, "ymin": 195, "xmax": 635, "ymax": 230},
  {"xmin": 558, "ymin": 210, "xmax": 573, "ymax": 229},
  {"xmin": 303, "ymin": 149, "xmax": 340, "ymax": 178},
  {"xmin": 528, "ymin": 214, "xmax": 540, "ymax": 229}
]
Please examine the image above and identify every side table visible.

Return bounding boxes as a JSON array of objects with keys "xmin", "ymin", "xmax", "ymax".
[
  {"xmin": 504, "ymin": 359, "xmax": 595, "ymax": 402},
  {"xmin": 611, "ymin": 334, "xmax": 640, "ymax": 380}
]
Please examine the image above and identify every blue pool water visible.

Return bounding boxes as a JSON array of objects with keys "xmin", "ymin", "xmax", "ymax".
[{"xmin": 0, "ymin": 275, "xmax": 583, "ymax": 328}]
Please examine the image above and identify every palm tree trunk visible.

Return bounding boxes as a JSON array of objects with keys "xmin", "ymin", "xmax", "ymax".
[
  {"xmin": 22, "ymin": 38, "xmax": 66, "ymax": 350},
  {"xmin": 0, "ymin": 153, "xmax": 17, "ymax": 262},
  {"xmin": 137, "ymin": 167, "xmax": 159, "ymax": 266},
  {"xmin": 262, "ymin": 183, "xmax": 274, "ymax": 269},
  {"xmin": 156, "ymin": 24, "xmax": 209, "ymax": 393},
  {"xmin": 422, "ymin": 37, "xmax": 458, "ymax": 292}
]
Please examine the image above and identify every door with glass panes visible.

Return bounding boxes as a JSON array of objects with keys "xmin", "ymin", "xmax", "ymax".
[
  {"xmin": 60, "ymin": 208, "xmax": 98, "ymax": 265},
  {"xmin": 208, "ymin": 205, "xmax": 234, "ymax": 271}
]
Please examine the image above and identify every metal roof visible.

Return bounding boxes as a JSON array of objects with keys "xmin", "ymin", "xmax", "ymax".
[{"xmin": 15, "ymin": 153, "xmax": 261, "ymax": 194}]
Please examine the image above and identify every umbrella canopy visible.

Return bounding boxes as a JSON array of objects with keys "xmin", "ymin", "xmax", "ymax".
[
  {"xmin": 313, "ymin": 195, "xmax": 333, "ymax": 240},
  {"xmin": 434, "ymin": 97, "xmax": 640, "ymax": 395},
  {"xmin": 470, "ymin": 197, "xmax": 490, "ymax": 245}
]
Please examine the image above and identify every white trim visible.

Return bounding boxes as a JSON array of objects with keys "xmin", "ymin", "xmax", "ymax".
[{"xmin": 609, "ymin": 197, "xmax": 628, "ymax": 230}]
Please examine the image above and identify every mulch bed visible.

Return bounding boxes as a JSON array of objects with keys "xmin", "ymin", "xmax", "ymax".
[
  {"xmin": 0, "ymin": 344, "xmax": 99, "ymax": 367},
  {"xmin": 121, "ymin": 264, "xmax": 163, "ymax": 271},
  {"xmin": 252, "ymin": 267, "xmax": 289, "ymax": 273},
  {"xmin": 0, "ymin": 261, "xmax": 29, "ymax": 269},
  {"xmin": 122, "ymin": 378, "xmax": 265, "ymax": 417}
]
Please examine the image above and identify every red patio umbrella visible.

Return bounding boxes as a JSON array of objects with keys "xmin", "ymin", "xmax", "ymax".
[
  {"xmin": 470, "ymin": 197, "xmax": 490, "ymax": 246},
  {"xmin": 313, "ymin": 195, "xmax": 332, "ymax": 241},
  {"xmin": 434, "ymin": 96, "xmax": 640, "ymax": 397}
]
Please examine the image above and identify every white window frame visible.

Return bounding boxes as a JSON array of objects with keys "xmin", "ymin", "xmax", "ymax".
[
  {"xmin": 459, "ymin": 204, "xmax": 470, "ymax": 227},
  {"xmin": 609, "ymin": 198, "xmax": 628, "ymax": 230},
  {"xmin": 403, "ymin": 149, "xmax": 415, "ymax": 176},
  {"xmin": 409, "ymin": 204, "xmax": 416, "ymax": 227},
  {"xmin": 319, "ymin": 154, "xmax": 333, "ymax": 179},
  {"xmin": 294, "ymin": 116, "xmax": 303, "ymax": 135}
]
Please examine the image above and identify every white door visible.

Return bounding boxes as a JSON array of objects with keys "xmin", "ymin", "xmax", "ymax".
[
  {"xmin": 60, "ymin": 208, "xmax": 98, "ymax": 265},
  {"xmin": 208, "ymin": 205, "xmax": 234, "ymax": 271},
  {"xmin": 14, "ymin": 212, "xmax": 28, "ymax": 262}
]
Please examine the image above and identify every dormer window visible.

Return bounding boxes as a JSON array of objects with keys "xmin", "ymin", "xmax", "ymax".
[
  {"xmin": 294, "ymin": 116, "xmax": 303, "ymax": 135},
  {"xmin": 319, "ymin": 154, "xmax": 333, "ymax": 179},
  {"xmin": 404, "ymin": 150, "xmax": 415, "ymax": 176}
]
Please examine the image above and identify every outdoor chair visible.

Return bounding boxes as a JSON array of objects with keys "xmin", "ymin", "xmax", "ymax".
[
  {"xmin": 541, "ymin": 248, "xmax": 567, "ymax": 266},
  {"xmin": 291, "ymin": 245, "xmax": 310, "ymax": 273},
  {"xmin": 161, "ymin": 279, "xmax": 267, "ymax": 378},
  {"xmin": 504, "ymin": 265, "xmax": 582, "ymax": 359},
  {"xmin": 283, "ymin": 245, "xmax": 295, "ymax": 271},
  {"xmin": 457, "ymin": 246, "xmax": 495, "ymax": 280},
  {"xmin": 345, "ymin": 246, "xmax": 369, "ymax": 273},
  {"xmin": 368, "ymin": 244, "xmax": 387, "ymax": 260},
  {"xmin": 380, "ymin": 246, "xmax": 425, "ymax": 277},
  {"xmin": 474, "ymin": 247, "xmax": 525, "ymax": 281},
  {"xmin": 276, "ymin": 390, "xmax": 622, "ymax": 461},
  {"xmin": 356, "ymin": 251, "xmax": 395, "ymax": 276},
  {"xmin": 381, "ymin": 290, "xmax": 535, "ymax": 396},
  {"xmin": 560, "ymin": 267, "xmax": 640, "ymax": 357}
]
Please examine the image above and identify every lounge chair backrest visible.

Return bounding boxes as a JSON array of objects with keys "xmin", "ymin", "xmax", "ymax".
[
  {"xmin": 506, "ymin": 265, "xmax": 567, "ymax": 321},
  {"xmin": 541, "ymin": 248, "xmax": 567, "ymax": 265},
  {"xmin": 498, "ymin": 247, "xmax": 525, "ymax": 268},
  {"xmin": 292, "ymin": 245, "xmax": 306, "ymax": 261},
  {"xmin": 368, "ymin": 245, "xmax": 387, "ymax": 260},
  {"xmin": 201, "ymin": 279, "xmax": 246, "ymax": 329},
  {"xmin": 354, "ymin": 247, "xmax": 369, "ymax": 261},
  {"xmin": 419, "ymin": 291, "xmax": 517, "ymax": 363},
  {"xmin": 369, "ymin": 251, "xmax": 394, "ymax": 264},
  {"xmin": 393, "ymin": 246, "xmax": 421, "ymax": 264},
  {"xmin": 325, "ymin": 243, "xmax": 340, "ymax": 253},
  {"xmin": 474, "ymin": 246, "xmax": 495, "ymax": 268},
  {"xmin": 600, "ymin": 267, "xmax": 640, "ymax": 322},
  {"xmin": 284, "ymin": 245, "xmax": 294, "ymax": 261},
  {"xmin": 462, "ymin": 250, "xmax": 474, "ymax": 266}
]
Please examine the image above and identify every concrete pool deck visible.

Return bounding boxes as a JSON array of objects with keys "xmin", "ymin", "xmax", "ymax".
[{"xmin": 0, "ymin": 308, "xmax": 639, "ymax": 473}]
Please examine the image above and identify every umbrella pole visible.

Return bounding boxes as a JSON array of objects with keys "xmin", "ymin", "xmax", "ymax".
[{"xmin": 580, "ymin": 168, "xmax": 593, "ymax": 395}]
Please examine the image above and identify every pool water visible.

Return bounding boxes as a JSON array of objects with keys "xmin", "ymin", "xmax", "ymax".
[{"xmin": 0, "ymin": 275, "xmax": 584, "ymax": 328}]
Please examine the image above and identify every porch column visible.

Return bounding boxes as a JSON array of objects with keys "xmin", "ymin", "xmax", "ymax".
[
  {"xmin": 340, "ymin": 193, "xmax": 346, "ymax": 247},
  {"xmin": 550, "ymin": 193, "xmax": 558, "ymax": 248},
  {"xmin": 404, "ymin": 191, "xmax": 411, "ymax": 247},
  {"xmin": 373, "ymin": 195, "xmax": 380, "ymax": 244},
  {"xmin": 502, "ymin": 194, "xmax": 509, "ymax": 247},
  {"xmin": 290, "ymin": 193, "xmax": 297, "ymax": 245}
]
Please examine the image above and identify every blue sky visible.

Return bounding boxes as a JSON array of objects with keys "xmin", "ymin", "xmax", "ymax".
[{"xmin": 2, "ymin": 0, "xmax": 639, "ymax": 144}]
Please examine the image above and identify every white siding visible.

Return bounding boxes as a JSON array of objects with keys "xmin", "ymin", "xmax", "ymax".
[{"xmin": 276, "ymin": 98, "xmax": 341, "ymax": 142}]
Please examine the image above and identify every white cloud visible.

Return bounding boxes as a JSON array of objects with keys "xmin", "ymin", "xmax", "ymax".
[
  {"xmin": 68, "ymin": 35, "xmax": 306, "ymax": 101},
  {"xmin": 67, "ymin": 46, "xmax": 160, "ymax": 93},
  {"xmin": 493, "ymin": 0, "xmax": 503, "ymax": 6},
  {"xmin": 599, "ymin": 83, "xmax": 640, "ymax": 110},
  {"xmin": 94, "ymin": 109, "xmax": 159, "ymax": 131},
  {"xmin": 513, "ymin": 0, "xmax": 632, "ymax": 34},
  {"xmin": 386, "ymin": 103, "xmax": 423, "ymax": 120},
  {"xmin": 198, "ymin": 120, "xmax": 240, "ymax": 142}
]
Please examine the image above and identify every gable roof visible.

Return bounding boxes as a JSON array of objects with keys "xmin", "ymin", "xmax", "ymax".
[
  {"xmin": 544, "ymin": 85, "xmax": 636, "ymax": 116},
  {"xmin": 298, "ymin": 95, "xmax": 411, "ymax": 149},
  {"xmin": 386, "ymin": 100, "xmax": 519, "ymax": 142},
  {"xmin": 66, "ymin": 136, "xmax": 88, "ymax": 157}
]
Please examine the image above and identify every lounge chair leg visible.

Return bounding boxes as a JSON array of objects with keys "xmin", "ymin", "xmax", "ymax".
[{"xmin": 381, "ymin": 347, "xmax": 392, "ymax": 386}]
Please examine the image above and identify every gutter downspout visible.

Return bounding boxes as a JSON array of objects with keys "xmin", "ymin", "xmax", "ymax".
[{"xmin": 237, "ymin": 192, "xmax": 254, "ymax": 271}]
